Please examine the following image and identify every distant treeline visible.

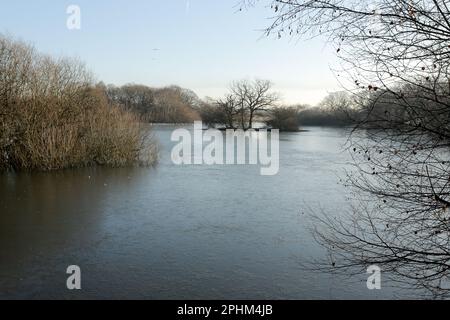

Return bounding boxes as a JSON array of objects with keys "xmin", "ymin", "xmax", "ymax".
[
  {"xmin": 296, "ymin": 91, "xmax": 357, "ymax": 127},
  {"xmin": 196, "ymin": 87, "xmax": 443, "ymax": 131},
  {"xmin": 91, "ymin": 80, "xmax": 361, "ymax": 131},
  {"xmin": 105, "ymin": 81, "xmax": 447, "ymax": 133},
  {"xmin": 198, "ymin": 89, "xmax": 358, "ymax": 131},
  {"xmin": 103, "ymin": 84, "xmax": 201, "ymax": 123}
]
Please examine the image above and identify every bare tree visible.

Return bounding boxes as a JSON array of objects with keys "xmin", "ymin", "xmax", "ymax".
[
  {"xmin": 320, "ymin": 91, "xmax": 353, "ymax": 111},
  {"xmin": 203, "ymin": 79, "xmax": 279, "ymax": 129},
  {"xmin": 245, "ymin": 0, "xmax": 450, "ymax": 296},
  {"xmin": 216, "ymin": 79, "xmax": 279, "ymax": 129},
  {"xmin": 216, "ymin": 94, "xmax": 240, "ymax": 129}
]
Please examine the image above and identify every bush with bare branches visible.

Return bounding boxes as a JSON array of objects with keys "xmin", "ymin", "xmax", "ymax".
[{"xmin": 0, "ymin": 35, "xmax": 156, "ymax": 171}]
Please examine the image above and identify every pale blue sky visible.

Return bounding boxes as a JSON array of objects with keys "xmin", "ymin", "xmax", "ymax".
[{"xmin": 0, "ymin": 0, "xmax": 340, "ymax": 105}]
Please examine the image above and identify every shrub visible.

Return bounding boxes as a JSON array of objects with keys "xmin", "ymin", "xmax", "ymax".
[
  {"xmin": 0, "ymin": 35, "xmax": 157, "ymax": 171},
  {"xmin": 267, "ymin": 107, "xmax": 300, "ymax": 132}
]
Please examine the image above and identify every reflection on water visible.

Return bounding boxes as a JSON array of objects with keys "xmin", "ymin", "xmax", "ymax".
[{"xmin": 0, "ymin": 126, "xmax": 401, "ymax": 299}]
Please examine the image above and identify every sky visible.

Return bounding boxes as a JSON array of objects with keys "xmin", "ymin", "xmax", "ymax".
[{"xmin": 0, "ymin": 0, "xmax": 341, "ymax": 105}]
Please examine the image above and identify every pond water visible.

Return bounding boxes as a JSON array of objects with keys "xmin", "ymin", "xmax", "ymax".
[{"xmin": 0, "ymin": 125, "xmax": 406, "ymax": 299}]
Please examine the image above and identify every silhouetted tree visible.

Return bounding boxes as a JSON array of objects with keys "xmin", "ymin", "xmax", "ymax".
[
  {"xmin": 297, "ymin": 92, "xmax": 357, "ymax": 126},
  {"xmin": 247, "ymin": 0, "xmax": 450, "ymax": 297},
  {"xmin": 231, "ymin": 79, "xmax": 279, "ymax": 129},
  {"xmin": 216, "ymin": 94, "xmax": 241, "ymax": 128}
]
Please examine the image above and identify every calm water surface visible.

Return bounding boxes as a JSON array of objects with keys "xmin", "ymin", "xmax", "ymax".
[{"xmin": 0, "ymin": 126, "xmax": 404, "ymax": 299}]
